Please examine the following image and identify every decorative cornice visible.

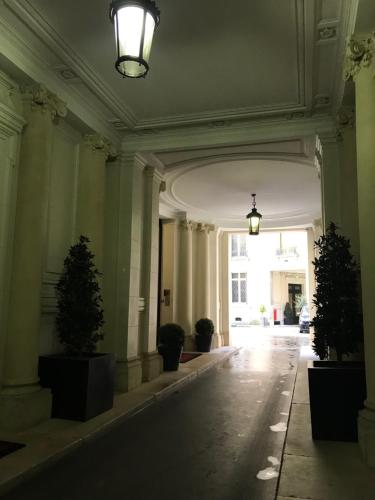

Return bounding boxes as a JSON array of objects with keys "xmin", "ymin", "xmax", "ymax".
[
  {"xmin": 344, "ymin": 33, "xmax": 375, "ymax": 81},
  {"xmin": 21, "ymin": 83, "xmax": 67, "ymax": 120}
]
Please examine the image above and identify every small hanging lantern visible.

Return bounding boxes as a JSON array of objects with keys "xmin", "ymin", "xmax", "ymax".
[
  {"xmin": 246, "ymin": 193, "xmax": 262, "ymax": 235},
  {"xmin": 110, "ymin": 0, "xmax": 160, "ymax": 78}
]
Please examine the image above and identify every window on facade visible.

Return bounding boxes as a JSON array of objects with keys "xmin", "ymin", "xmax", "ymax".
[
  {"xmin": 231, "ymin": 272, "xmax": 247, "ymax": 303},
  {"xmin": 231, "ymin": 234, "xmax": 247, "ymax": 257}
]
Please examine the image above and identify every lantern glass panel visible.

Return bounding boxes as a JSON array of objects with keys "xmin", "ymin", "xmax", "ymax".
[
  {"xmin": 249, "ymin": 215, "xmax": 260, "ymax": 234},
  {"xmin": 143, "ymin": 12, "xmax": 156, "ymax": 63},
  {"xmin": 117, "ymin": 6, "xmax": 144, "ymax": 57}
]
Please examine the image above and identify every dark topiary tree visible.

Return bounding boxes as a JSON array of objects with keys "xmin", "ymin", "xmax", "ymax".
[
  {"xmin": 158, "ymin": 323, "xmax": 185, "ymax": 347},
  {"xmin": 311, "ymin": 222, "xmax": 363, "ymax": 361},
  {"xmin": 55, "ymin": 235, "xmax": 104, "ymax": 355},
  {"xmin": 195, "ymin": 318, "xmax": 214, "ymax": 336},
  {"xmin": 284, "ymin": 302, "xmax": 293, "ymax": 325}
]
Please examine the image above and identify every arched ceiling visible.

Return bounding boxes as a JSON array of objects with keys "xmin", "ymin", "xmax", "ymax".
[{"xmin": 157, "ymin": 138, "xmax": 321, "ymax": 229}]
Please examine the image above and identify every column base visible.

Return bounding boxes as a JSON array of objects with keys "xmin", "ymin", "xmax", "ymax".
[
  {"xmin": 115, "ymin": 358, "xmax": 142, "ymax": 392},
  {"xmin": 221, "ymin": 330, "xmax": 230, "ymax": 346},
  {"xmin": 184, "ymin": 334, "xmax": 195, "ymax": 351},
  {"xmin": 212, "ymin": 333, "xmax": 223, "ymax": 349},
  {"xmin": 142, "ymin": 352, "xmax": 162, "ymax": 382},
  {"xmin": 358, "ymin": 405, "xmax": 375, "ymax": 467},
  {"xmin": 0, "ymin": 385, "xmax": 52, "ymax": 432}
]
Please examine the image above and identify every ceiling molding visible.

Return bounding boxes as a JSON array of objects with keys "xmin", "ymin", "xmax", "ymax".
[
  {"xmin": 121, "ymin": 114, "xmax": 335, "ymax": 153},
  {"xmin": 134, "ymin": 102, "xmax": 305, "ymax": 130},
  {"xmin": 0, "ymin": 6, "xmax": 121, "ymax": 145},
  {"xmin": 2, "ymin": 0, "xmax": 323, "ymax": 132},
  {"xmin": 3, "ymin": 0, "xmax": 135, "ymax": 128}
]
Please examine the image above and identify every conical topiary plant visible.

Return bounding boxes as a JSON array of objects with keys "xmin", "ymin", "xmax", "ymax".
[
  {"xmin": 284, "ymin": 302, "xmax": 293, "ymax": 324},
  {"xmin": 311, "ymin": 222, "xmax": 363, "ymax": 361},
  {"xmin": 55, "ymin": 235, "xmax": 104, "ymax": 355}
]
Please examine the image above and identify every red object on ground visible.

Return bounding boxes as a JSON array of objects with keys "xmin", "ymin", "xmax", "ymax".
[{"xmin": 273, "ymin": 308, "xmax": 277, "ymax": 321}]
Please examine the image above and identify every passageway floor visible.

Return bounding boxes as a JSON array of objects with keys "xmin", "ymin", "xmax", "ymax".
[{"xmin": 0, "ymin": 334, "xmax": 306, "ymax": 500}]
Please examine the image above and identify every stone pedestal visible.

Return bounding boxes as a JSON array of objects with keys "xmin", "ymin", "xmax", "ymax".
[
  {"xmin": 116, "ymin": 358, "xmax": 143, "ymax": 393},
  {"xmin": 0, "ymin": 84, "xmax": 66, "ymax": 430},
  {"xmin": 345, "ymin": 33, "xmax": 375, "ymax": 466},
  {"xmin": 142, "ymin": 352, "xmax": 163, "ymax": 382}
]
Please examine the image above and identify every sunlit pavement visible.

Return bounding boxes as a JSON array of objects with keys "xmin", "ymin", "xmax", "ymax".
[{"xmin": 230, "ymin": 325, "xmax": 310, "ymax": 345}]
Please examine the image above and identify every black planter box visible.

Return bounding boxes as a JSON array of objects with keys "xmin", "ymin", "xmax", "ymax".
[
  {"xmin": 307, "ymin": 360, "xmax": 366, "ymax": 441},
  {"xmin": 39, "ymin": 353, "xmax": 115, "ymax": 421},
  {"xmin": 157, "ymin": 345, "xmax": 182, "ymax": 371},
  {"xmin": 195, "ymin": 335, "xmax": 213, "ymax": 352}
]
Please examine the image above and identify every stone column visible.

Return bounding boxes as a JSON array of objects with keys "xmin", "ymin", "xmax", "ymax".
[
  {"xmin": 209, "ymin": 228, "xmax": 222, "ymax": 348},
  {"xmin": 319, "ymin": 133, "xmax": 342, "ymax": 231},
  {"xmin": 102, "ymin": 153, "xmax": 144, "ymax": 392},
  {"xmin": 0, "ymin": 84, "xmax": 66, "ymax": 431},
  {"xmin": 159, "ymin": 220, "xmax": 178, "ymax": 325},
  {"xmin": 345, "ymin": 33, "xmax": 375, "ymax": 466},
  {"xmin": 140, "ymin": 166, "xmax": 163, "ymax": 381},
  {"xmin": 337, "ymin": 107, "xmax": 361, "ymax": 262},
  {"xmin": 0, "ymin": 72, "xmax": 25, "ymax": 389},
  {"xmin": 195, "ymin": 223, "xmax": 211, "ymax": 320},
  {"xmin": 218, "ymin": 231, "xmax": 230, "ymax": 346},
  {"xmin": 76, "ymin": 134, "xmax": 113, "ymax": 271},
  {"xmin": 306, "ymin": 227, "xmax": 316, "ymax": 318},
  {"xmin": 177, "ymin": 219, "xmax": 193, "ymax": 349}
]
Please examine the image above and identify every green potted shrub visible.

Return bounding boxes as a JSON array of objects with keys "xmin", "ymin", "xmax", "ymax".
[
  {"xmin": 38, "ymin": 236, "xmax": 115, "ymax": 421},
  {"xmin": 259, "ymin": 305, "xmax": 268, "ymax": 327},
  {"xmin": 308, "ymin": 222, "xmax": 365, "ymax": 441},
  {"xmin": 157, "ymin": 323, "xmax": 185, "ymax": 371},
  {"xmin": 195, "ymin": 318, "xmax": 214, "ymax": 352},
  {"xmin": 283, "ymin": 302, "xmax": 293, "ymax": 325}
]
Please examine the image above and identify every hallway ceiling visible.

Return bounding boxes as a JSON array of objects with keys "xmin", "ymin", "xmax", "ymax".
[
  {"xmin": 1, "ymin": 1, "xmax": 369, "ymax": 230},
  {"xmin": 4, "ymin": 0, "xmax": 357, "ymax": 130}
]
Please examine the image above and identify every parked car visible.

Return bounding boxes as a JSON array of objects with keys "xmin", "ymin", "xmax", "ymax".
[{"xmin": 299, "ymin": 305, "xmax": 310, "ymax": 333}]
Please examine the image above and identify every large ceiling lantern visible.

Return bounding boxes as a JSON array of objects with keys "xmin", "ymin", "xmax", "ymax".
[
  {"xmin": 246, "ymin": 193, "xmax": 262, "ymax": 235},
  {"xmin": 110, "ymin": 0, "xmax": 160, "ymax": 78}
]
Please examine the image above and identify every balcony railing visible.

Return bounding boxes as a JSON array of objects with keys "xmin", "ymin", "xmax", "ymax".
[{"xmin": 276, "ymin": 246, "xmax": 299, "ymax": 258}]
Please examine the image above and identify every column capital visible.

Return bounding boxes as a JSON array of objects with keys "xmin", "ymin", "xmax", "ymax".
[
  {"xmin": 21, "ymin": 83, "xmax": 67, "ymax": 120},
  {"xmin": 336, "ymin": 106, "xmax": 355, "ymax": 130},
  {"xmin": 196, "ymin": 222, "xmax": 215, "ymax": 233},
  {"xmin": 344, "ymin": 32, "xmax": 375, "ymax": 82},
  {"xmin": 180, "ymin": 219, "xmax": 194, "ymax": 231},
  {"xmin": 83, "ymin": 133, "xmax": 117, "ymax": 160}
]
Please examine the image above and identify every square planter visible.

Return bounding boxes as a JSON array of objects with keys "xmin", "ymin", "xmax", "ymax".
[
  {"xmin": 195, "ymin": 335, "xmax": 213, "ymax": 352},
  {"xmin": 39, "ymin": 353, "xmax": 115, "ymax": 421},
  {"xmin": 307, "ymin": 360, "xmax": 366, "ymax": 441}
]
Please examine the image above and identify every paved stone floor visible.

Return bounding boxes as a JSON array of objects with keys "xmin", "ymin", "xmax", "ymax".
[{"xmin": 3, "ymin": 328, "xmax": 309, "ymax": 500}]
